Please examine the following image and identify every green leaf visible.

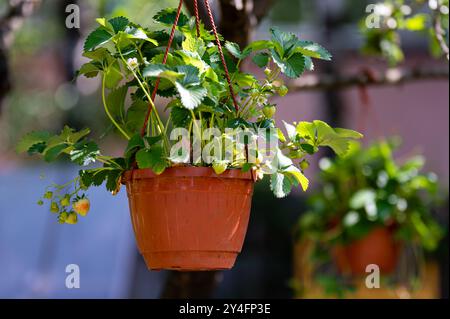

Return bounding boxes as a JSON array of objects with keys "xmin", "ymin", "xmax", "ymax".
[
  {"xmin": 314, "ymin": 120, "xmax": 362, "ymax": 156},
  {"xmin": 44, "ymin": 143, "xmax": 69, "ymax": 162},
  {"xmin": 123, "ymin": 26, "xmax": 158, "ymax": 45},
  {"xmin": 304, "ymin": 56, "xmax": 314, "ymax": 71},
  {"xmin": 153, "ymin": 8, "xmax": 189, "ymax": 27},
  {"xmin": 270, "ymin": 27, "xmax": 298, "ymax": 57},
  {"xmin": 16, "ymin": 131, "xmax": 50, "ymax": 153},
  {"xmin": 125, "ymin": 99, "xmax": 148, "ymax": 133},
  {"xmin": 136, "ymin": 146, "xmax": 167, "ymax": 174},
  {"xmin": 70, "ymin": 141, "xmax": 100, "ymax": 166},
  {"xmin": 227, "ymin": 118, "xmax": 251, "ymax": 129},
  {"xmin": 106, "ymin": 85, "xmax": 128, "ymax": 123},
  {"xmin": 84, "ymin": 27, "xmax": 113, "ymax": 51},
  {"xmin": 104, "ymin": 62, "xmax": 123, "ymax": 89},
  {"xmin": 244, "ymin": 40, "xmax": 273, "ymax": 53},
  {"xmin": 252, "ymin": 52, "xmax": 270, "ymax": 68},
  {"xmin": 296, "ymin": 121, "xmax": 315, "ymax": 140},
  {"xmin": 225, "ymin": 41, "xmax": 248, "ymax": 59},
  {"xmin": 176, "ymin": 65, "xmax": 201, "ymax": 86},
  {"xmin": 271, "ymin": 50, "xmax": 305, "ymax": 78},
  {"xmin": 80, "ymin": 168, "xmax": 109, "ymax": 187},
  {"xmin": 182, "ymin": 34, "xmax": 206, "ymax": 56},
  {"xmin": 108, "ymin": 16, "xmax": 129, "ymax": 33},
  {"xmin": 66, "ymin": 127, "xmax": 91, "ymax": 144},
  {"xmin": 284, "ymin": 165, "xmax": 309, "ymax": 191},
  {"xmin": 106, "ymin": 169, "xmax": 123, "ymax": 192},
  {"xmin": 83, "ymin": 48, "xmax": 112, "ymax": 63},
  {"xmin": 270, "ymin": 172, "xmax": 293, "ymax": 198},
  {"xmin": 77, "ymin": 62, "xmax": 100, "ymax": 78},
  {"xmin": 28, "ymin": 142, "xmax": 47, "ymax": 155},
  {"xmin": 175, "ymin": 82, "xmax": 207, "ymax": 110},
  {"xmin": 295, "ymin": 40, "xmax": 332, "ymax": 61},
  {"xmin": 334, "ymin": 128, "xmax": 364, "ymax": 139},
  {"xmin": 300, "ymin": 143, "xmax": 315, "ymax": 155},
  {"xmin": 234, "ymin": 73, "xmax": 257, "ymax": 87},
  {"xmin": 145, "ymin": 135, "xmax": 163, "ymax": 146},
  {"xmin": 171, "ymin": 106, "xmax": 192, "ymax": 127}
]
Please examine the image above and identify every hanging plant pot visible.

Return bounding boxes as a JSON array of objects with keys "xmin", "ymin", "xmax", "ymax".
[
  {"xmin": 122, "ymin": 167, "xmax": 255, "ymax": 271},
  {"xmin": 332, "ymin": 227, "xmax": 400, "ymax": 275}
]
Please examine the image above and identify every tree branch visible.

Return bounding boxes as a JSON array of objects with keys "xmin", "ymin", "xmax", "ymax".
[
  {"xmin": 433, "ymin": 7, "xmax": 449, "ymax": 61},
  {"xmin": 185, "ymin": 0, "xmax": 274, "ymax": 47},
  {"xmin": 0, "ymin": 0, "xmax": 41, "ymax": 109},
  {"xmin": 288, "ymin": 66, "xmax": 449, "ymax": 92}
]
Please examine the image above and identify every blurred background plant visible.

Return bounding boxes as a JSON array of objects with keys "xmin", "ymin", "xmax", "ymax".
[
  {"xmin": 294, "ymin": 139, "xmax": 445, "ymax": 298},
  {"xmin": 0, "ymin": 0, "xmax": 448, "ymax": 298}
]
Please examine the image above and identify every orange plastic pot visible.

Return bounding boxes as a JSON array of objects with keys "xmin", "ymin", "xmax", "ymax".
[
  {"xmin": 333, "ymin": 227, "xmax": 400, "ymax": 275},
  {"xmin": 122, "ymin": 167, "xmax": 255, "ymax": 271}
]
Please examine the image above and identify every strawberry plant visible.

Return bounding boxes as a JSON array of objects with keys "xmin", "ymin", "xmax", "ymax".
[
  {"xmin": 17, "ymin": 8, "xmax": 362, "ymax": 224},
  {"xmin": 296, "ymin": 140, "xmax": 444, "ymax": 297}
]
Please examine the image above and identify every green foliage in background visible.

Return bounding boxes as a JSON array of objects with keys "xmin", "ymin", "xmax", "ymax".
[
  {"xmin": 361, "ymin": 0, "xmax": 449, "ymax": 65},
  {"xmin": 296, "ymin": 139, "xmax": 445, "ymax": 297}
]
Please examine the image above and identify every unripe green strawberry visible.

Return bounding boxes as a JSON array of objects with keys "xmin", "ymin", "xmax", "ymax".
[
  {"xmin": 73, "ymin": 198, "xmax": 90, "ymax": 217},
  {"xmin": 50, "ymin": 202, "xmax": 59, "ymax": 213},
  {"xmin": 278, "ymin": 85, "xmax": 289, "ymax": 97},
  {"xmin": 44, "ymin": 191, "xmax": 53, "ymax": 199},
  {"xmin": 264, "ymin": 68, "xmax": 271, "ymax": 77},
  {"xmin": 262, "ymin": 105, "xmax": 276, "ymax": 118},
  {"xmin": 65, "ymin": 212, "xmax": 78, "ymax": 225},
  {"xmin": 300, "ymin": 160, "xmax": 310, "ymax": 171},
  {"xmin": 58, "ymin": 212, "xmax": 68, "ymax": 224},
  {"xmin": 212, "ymin": 161, "xmax": 228, "ymax": 175},
  {"xmin": 60, "ymin": 195, "xmax": 70, "ymax": 207}
]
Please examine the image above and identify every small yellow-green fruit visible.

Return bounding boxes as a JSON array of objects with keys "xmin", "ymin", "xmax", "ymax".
[
  {"xmin": 44, "ymin": 191, "xmax": 53, "ymax": 199},
  {"xmin": 37, "ymin": 200, "xmax": 44, "ymax": 206},
  {"xmin": 58, "ymin": 212, "xmax": 68, "ymax": 224},
  {"xmin": 212, "ymin": 161, "xmax": 228, "ymax": 175},
  {"xmin": 60, "ymin": 195, "xmax": 71, "ymax": 207},
  {"xmin": 278, "ymin": 85, "xmax": 289, "ymax": 97},
  {"xmin": 50, "ymin": 202, "xmax": 59, "ymax": 213},
  {"xmin": 264, "ymin": 68, "xmax": 271, "ymax": 77},
  {"xmin": 73, "ymin": 198, "xmax": 90, "ymax": 217},
  {"xmin": 65, "ymin": 212, "xmax": 78, "ymax": 225},
  {"xmin": 262, "ymin": 105, "xmax": 276, "ymax": 118},
  {"xmin": 300, "ymin": 160, "xmax": 310, "ymax": 171}
]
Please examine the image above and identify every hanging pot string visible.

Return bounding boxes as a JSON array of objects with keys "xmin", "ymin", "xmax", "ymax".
[
  {"xmin": 202, "ymin": 0, "xmax": 255, "ymax": 181},
  {"xmin": 140, "ymin": 0, "xmax": 185, "ymax": 137},
  {"xmin": 193, "ymin": 0, "xmax": 201, "ymax": 37},
  {"xmin": 203, "ymin": 0, "xmax": 240, "ymax": 112},
  {"xmin": 138, "ymin": 0, "xmax": 255, "ymax": 181}
]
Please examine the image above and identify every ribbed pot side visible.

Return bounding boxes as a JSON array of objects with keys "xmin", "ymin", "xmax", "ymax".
[{"xmin": 123, "ymin": 167, "xmax": 255, "ymax": 271}]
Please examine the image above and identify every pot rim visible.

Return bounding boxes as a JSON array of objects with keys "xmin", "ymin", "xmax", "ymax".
[{"xmin": 122, "ymin": 166, "xmax": 254, "ymax": 183}]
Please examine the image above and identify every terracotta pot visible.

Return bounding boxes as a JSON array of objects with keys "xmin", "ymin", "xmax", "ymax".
[
  {"xmin": 122, "ymin": 167, "xmax": 255, "ymax": 271},
  {"xmin": 333, "ymin": 227, "xmax": 400, "ymax": 275}
]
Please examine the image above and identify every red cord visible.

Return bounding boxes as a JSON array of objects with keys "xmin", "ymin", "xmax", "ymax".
[
  {"xmin": 140, "ymin": 0, "xmax": 185, "ymax": 137},
  {"xmin": 203, "ymin": 0, "xmax": 240, "ymax": 112},
  {"xmin": 193, "ymin": 0, "xmax": 201, "ymax": 37}
]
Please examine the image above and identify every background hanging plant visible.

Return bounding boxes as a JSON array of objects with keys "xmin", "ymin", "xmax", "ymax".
[
  {"xmin": 295, "ymin": 139, "xmax": 445, "ymax": 297},
  {"xmin": 16, "ymin": 8, "xmax": 362, "ymax": 224}
]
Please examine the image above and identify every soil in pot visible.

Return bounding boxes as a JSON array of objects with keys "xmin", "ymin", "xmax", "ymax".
[
  {"xmin": 123, "ymin": 167, "xmax": 255, "ymax": 271},
  {"xmin": 333, "ymin": 227, "xmax": 400, "ymax": 276}
]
